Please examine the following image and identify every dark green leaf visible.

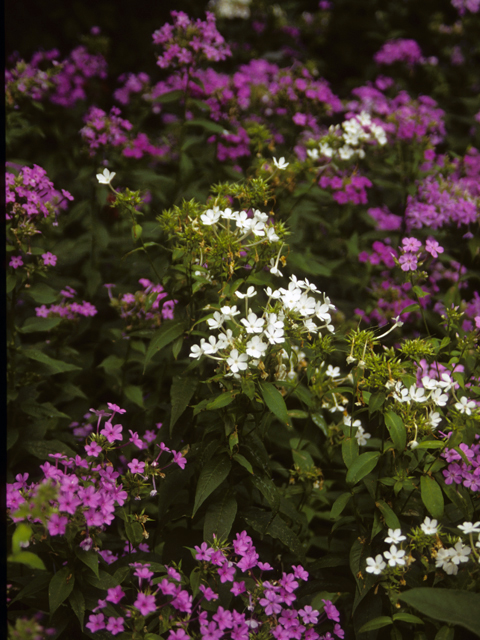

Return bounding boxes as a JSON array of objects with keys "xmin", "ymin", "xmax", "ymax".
[
  {"xmin": 68, "ymin": 589, "xmax": 85, "ymax": 630},
  {"xmin": 20, "ymin": 317, "xmax": 62, "ymax": 333},
  {"xmin": 84, "ymin": 570, "xmax": 118, "ymax": 590},
  {"xmin": 144, "ymin": 321, "xmax": 185, "ymax": 371},
  {"xmin": 23, "ymin": 439, "xmax": 76, "ymax": 459},
  {"xmin": 392, "ymin": 612, "xmax": 424, "ymax": 624},
  {"xmin": 233, "ymin": 454, "xmax": 254, "ymax": 475},
  {"xmin": 124, "ymin": 385, "xmax": 144, "ymax": 408},
  {"xmin": 368, "ymin": 391, "xmax": 385, "ymax": 415},
  {"xmin": 170, "ymin": 376, "xmax": 198, "ymax": 435},
  {"xmin": 25, "ymin": 283, "xmax": 58, "ymax": 304},
  {"xmin": 358, "ymin": 617, "xmax": 393, "ymax": 632},
  {"xmin": 434, "ymin": 627, "xmax": 455, "ymax": 640},
  {"xmin": 206, "ymin": 391, "xmax": 235, "ymax": 411},
  {"xmin": 377, "ymin": 500, "xmax": 401, "ymax": 530},
  {"xmin": 185, "ymin": 119, "xmax": 226, "ymax": 134},
  {"xmin": 204, "ymin": 494, "xmax": 237, "ymax": 542},
  {"xmin": 330, "ymin": 492, "xmax": 351, "ymax": 519},
  {"xmin": 49, "ymin": 567, "xmax": 75, "ymax": 615},
  {"xmin": 23, "ymin": 349, "xmax": 81, "ymax": 374},
  {"xmin": 420, "ymin": 475, "xmax": 444, "ymax": 519},
  {"xmin": 260, "ymin": 382, "xmax": 291, "ymax": 427},
  {"xmin": 342, "ymin": 437, "xmax": 359, "ymax": 469},
  {"xmin": 125, "ymin": 521, "xmax": 144, "ymax": 547},
  {"xmin": 346, "ymin": 452, "xmax": 380, "ymax": 485},
  {"xmin": 74, "ymin": 548, "xmax": 99, "ymax": 578},
  {"xmin": 193, "ymin": 455, "xmax": 231, "ymax": 516},
  {"xmin": 399, "ymin": 589, "xmax": 480, "ymax": 634},
  {"xmin": 385, "ymin": 411, "xmax": 406, "ymax": 452},
  {"xmin": 156, "ymin": 89, "xmax": 184, "ymax": 103}
]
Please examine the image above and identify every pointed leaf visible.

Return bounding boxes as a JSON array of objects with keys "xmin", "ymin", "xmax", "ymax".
[
  {"xmin": 170, "ymin": 376, "xmax": 198, "ymax": 435},
  {"xmin": 193, "ymin": 455, "xmax": 231, "ymax": 516},
  {"xmin": 68, "ymin": 588, "xmax": 85, "ymax": 630},
  {"xmin": 204, "ymin": 494, "xmax": 237, "ymax": 542},
  {"xmin": 385, "ymin": 411, "xmax": 406, "ymax": 452},
  {"xmin": 376, "ymin": 500, "xmax": 401, "ymax": 530},
  {"xmin": 358, "ymin": 616, "xmax": 393, "ymax": 632},
  {"xmin": 23, "ymin": 349, "xmax": 81, "ymax": 374},
  {"xmin": 206, "ymin": 391, "xmax": 235, "ymax": 411},
  {"xmin": 399, "ymin": 588, "xmax": 480, "ymax": 634},
  {"xmin": 342, "ymin": 437, "xmax": 359, "ymax": 469},
  {"xmin": 74, "ymin": 548, "xmax": 99, "ymax": 578},
  {"xmin": 144, "ymin": 321, "xmax": 185, "ymax": 371},
  {"xmin": 330, "ymin": 492, "xmax": 351, "ymax": 519},
  {"xmin": 49, "ymin": 567, "xmax": 75, "ymax": 615},
  {"xmin": 420, "ymin": 475, "xmax": 444, "ymax": 519},
  {"xmin": 346, "ymin": 452, "xmax": 381, "ymax": 485},
  {"xmin": 260, "ymin": 382, "xmax": 291, "ymax": 427}
]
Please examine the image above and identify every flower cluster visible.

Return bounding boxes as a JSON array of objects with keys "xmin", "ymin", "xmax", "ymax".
[
  {"xmin": 5, "ymin": 50, "xmax": 60, "ymax": 106},
  {"xmin": 106, "ymin": 279, "xmax": 177, "ymax": 331},
  {"xmin": 190, "ymin": 276, "xmax": 335, "ymax": 378},
  {"xmin": 7, "ymin": 404, "xmax": 187, "ymax": 553},
  {"xmin": 442, "ymin": 436, "xmax": 480, "ymax": 492},
  {"xmin": 306, "ymin": 111, "xmax": 387, "ymax": 163},
  {"xmin": 152, "ymin": 11, "xmax": 232, "ymax": 69},
  {"xmin": 49, "ymin": 45, "xmax": 107, "ymax": 108},
  {"xmin": 35, "ymin": 286, "xmax": 97, "ymax": 320},
  {"xmin": 209, "ymin": 0, "xmax": 252, "ymax": 20},
  {"xmin": 80, "ymin": 106, "xmax": 169, "ymax": 159},
  {"xmin": 451, "ymin": 0, "xmax": 480, "ymax": 15},
  {"xmin": 374, "ymin": 39, "xmax": 425, "ymax": 67},
  {"xmin": 319, "ymin": 173, "xmax": 373, "ymax": 205},
  {"xmin": 366, "ymin": 520, "xmax": 479, "ymax": 578},
  {"xmin": 86, "ymin": 531, "xmax": 344, "ymax": 639}
]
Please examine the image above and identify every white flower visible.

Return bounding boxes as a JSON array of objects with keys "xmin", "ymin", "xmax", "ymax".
[
  {"xmin": 207, "ymin": 311, "xmax": 224, "ymax": 330},
  {"xmin": 265, "ymin": 226, "xmax": 280, "ymax": 242},
  {"xmin": 384, "ymin": 545, "xmax": 406, "ymax": 567},
  {"xmin": 264, "ymin": 325, "xmax": 285, "ymax": 344},
  {"xmin": 420, "ymin": 517, "xmax": 438, "ymax": 535},
  {"xmin": 226, "ymin": 349, "xmax": 248, "ymax": 373},
  {"xmin": 365, "ymin": 554, "xmax": 386, "ymax": 575},
  {"xmin": 476, "ymin": 534, "xmax": 480, "ymax": 550},
  {"xmin": 437, "ymin": 372, "xmax": 455, "ymax": 391},
  {"xmin": 455, "ymin": 396, "xmax": 476, "ymax": 415},
  {"xmin": 344, "ymin": 416, "xmax": 362, "ymax": 428},
  {"xmin": 269, "ymin": 258, "xmax": 283, "ymax": 277},
  {"xmin": 303, "ymin": 318, "xmax": 319, "ymax": 334},
  {"xmin": 422, "ymin": 375, "xmax": 438, "ymax": 390},
  {"xmin": 273, "ymin": 157, "xmax": 289, "ymax": 170},
  {"xmin": 408, "ymin": 384, "xmax": 427, "ymax": 403},
  {"xmin": 307, "ymin": 148, "xmax": 319, "ymax": 160},
  {"xmin": 203, "ymin": 336, "xmax": 220, "ymax": 355},
  {"xmin": 201, "ymin": 207, "xmax": 222, "ymax": 225},
  {"xmin": 189, "ymin": 340, "xmax": 206, "ymax": 359},
  {"xmin": 96, "ymin": 168, "xmax": 116, "ymax": 184},
  {"xmin": 319, "ymin": 143, "xmax": 334, "ymax": 158},
  {"xmin": 458, "ymin": 521, "xmax": 480, "ymax": 535},
  {"xmin": 217, "ymin": 329, "xmax": 234, "ymax": 349},
  {"xmin": 264, "ymin": 286, "xmax": 281, "ymax": 299},
  {"xmin": 220, "ymin": 305, "xmax": 240, "ymax": 319},
  {"xmin": 246, "ymin": 336, "xmax": 268, "ymax": 358},
  {"xmin": 220, "ymin": 207, "xmax": 236, "ymax": 220},
  {"xmin": 241, "ymin": 312, "xmax": 265, "ymax": 334},
  {"xmin": 428, "ymin": 412, "xmax": 442, "ymax": 429},
  {"xmin": 450, "ymin": 541, "xmax": 471, "ymax": 565},
  {"xmin": 435, "ymin": 548, "xmax": 458, "ymax": 575},
  {"xmin": 315, "ymin": 301, "xmax": 332, "ymax": 323},
  {"xmin": 358, "ymin": 111, "xmax": 372, "ymax": 126},
  {"xmin": 325, "ymin": 365, "xmax": 341, "ymax": 378},
  {"xmin": 431, "ymin": 388, "xmax": 448, "ymax": 407},
  {"xmin": 355, "ymin": 426, "xmax": 371, "ymax": 446},
  {"xmin": 338, "ymin": 145, "xmax": 355, "ymax": 160},
  {"xmin": 235, "ymin": 286, "xmax": 257, "ymax": 300},
  {"xmin": 234, "ymin": 210, "xmax": 251, "ymax": 231},
  {"xmin": 296, "ymin": 294, "xmax": 317, "ymax": 317},
  {"xmin": 393, "ymin": 382, "xmax": 410, "ymax": 403},
  {"xmin": 385, "ymin": 529, "xmax": 407, "ymax": 544}
]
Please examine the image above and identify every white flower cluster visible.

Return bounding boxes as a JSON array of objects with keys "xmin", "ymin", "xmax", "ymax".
[
  {"xmin": 189, "ymin": 276, "xmax": 335, "ymax": 377},
  {"xmin": 344, "ymin": 416, "xmax": 372, "ymax": 446},
  {"xmin": 209, "ymin": 0, "xmax": 251, "ymax": 19},
  {"xmin": 200, "ymin": 205, "xmax": 280, "ymax": 244},
  {"xmin": 365, "ymin": 520, "xmax": 480, "ymax": 577},
  {"xmin": 307, "ymin": 111, "xmax": 387, "ymax": 162}
]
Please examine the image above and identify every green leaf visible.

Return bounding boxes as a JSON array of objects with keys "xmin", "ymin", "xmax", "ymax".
[
  {"xmin": 346, "ymin": 452, "xmax": 381, "ymax": 485},
  {"xmin": 156, "ymin": 89, "xmax": 184, "ymax": 103},
  {"xmin": 125, "ymin": 521, "xmax": 144, "ymax": 547},
  {"xmin": 124, "ymin": 385, "xmax": 144, "ymax": 408},
  {"xmin": 399, "ymin": 589, "xmax": 480, "ymax": 635},
  {"xmin": 260, "ymin": 382, "xmax": 291, "ymax": 427},
  {"xmin": 12, "ymin": 523, "xmax": 32, "ymax": 554},
  {"xmin": 170, "ymin": 376, "xmax": 198, "ymax": 435},
  {"xmin": 74, "ymin": 548, "xmax": 99, "ymax": 578},
  {"xmin": 434, "ymin": 627, "xmax": 455, "ymax": 640},
  {"xmin": 185, "ymin": 119, "xmax": 226, "ymax": 134},
  {"xmin": 144, "ymin": 320, "xmax": 185, "ymax": 371},
  {"xmin": 23, "ymin": 349, "xmax": 81, "ymax": 374},
  {"xmin": 342, "ymin": 437, "xmax": 359, "ymax": 469},
  {"xmin": 7, "ymin": 551, "xmax": 46, "ymax": 570},
  {"xmin": 392, "ymin": 612, "xmax": 424, "ymax": 624},
  {"xmin": 84, "ymin": 570, "xmax": 118, "ymax": 590},
  {"xmin": 193, "ymin": 455, "xmax": 231, "ymax": 516},
  {"xmin": 330, "ymin": 492, "xmax": 351, "ymax": 519},
  {"xmin": 311, "ymin": 412, "xmax": 328, "ymax": 436},
  {"xmin": 22, "ymin": 439, "xmax": 76, "ymax": 460},
  {"xmin": 233, "ymin": 454, "xmax": 254, "ymax": 475},
  {"xmin": 20, "ymin": 317, "xmax": 62, "ymax": 333},
  {"xmin": 420, "ymin": 475, "xmax": 444, "ymax": 519},
  {"xmin": 376, "ymin": 500, "xmax": 401, "ymax": 530},
  {"xmin": 49, "ymin": 567, "xmax": 75, "ymax": 615},
  {"xmin": 68, "ymin": 588, "xmax": 85, "ymax": 631},
  {"xmin": 7, "ymin": 274, "xmax": 16, "ymax": 293},
  {"xmin": 204, "ymin": 494, "xmax": 237, "ymax": 542},
  {"xmin": 368, "ymin": 391, "xmax": 385, "ymax": 415},
  {"xmin": 385, "ymin": 411, "xmax": 406, "ymax": 452},
  {"xmin": 358, "ymin": 617, "xmax": 393, "ymax": 632},
  {"xmin": 415, "ymin": 440, "xmax": 446, "ymax": 450},
  {"xmin": 25, "ymin": 283, "xmax": 58, "ymax": 304},
  {"xmin": 206, "ymin": 391, "xmax": 235, "ymax": 411}
]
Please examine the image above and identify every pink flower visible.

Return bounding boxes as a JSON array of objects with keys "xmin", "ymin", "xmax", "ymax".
[
  {"xmin": 106, "ymin": 617, "xmax": 124, "ymax": 635},
  {"xmin": 42, "ymin": 252, "xmax": 57, "ymax": 266},
  {"xmin": 100, "ymin": 422, "xmax": 123, "ymax": 443},
  {"xmin": 106, "ymin": 586, "xmax": 125, "ymax": 604},
  {"xmin": 127, "ymin": 459, "xmax": 145, "ymax": 474},
  {"xmin": 86, "ymin": 613, "xmax": 105, "ymax": 633},
  {"xmin": 85, "ymin": 441, "xmax": 102, "ymax": 457},
  {"xmin": 9, "ymin": 256, "xmax": 23, "ymax": 269},
  {"xmin": 47, "ymin": 513, "xmax": 69, "ymax": 536},
  {"xmin": 134, "ymin": 592, "xmax": 156, "ymax": 616},
  {"xmin": 425, "ymin": 238, "xmax": 444, "ymax": 258}
]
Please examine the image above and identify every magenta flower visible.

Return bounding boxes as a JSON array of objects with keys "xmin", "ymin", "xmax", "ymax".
[
  {"xmin": 425, "ymin": 238, "xmax": 444, "ymax": 258},
  {"xmin": 42, "ymin": 252, "xmax": 57, "ymax": 266},
  {"xmin": 127, "ymin": 459, "xmax": 145, "ymax": 474},
  {"xmin": 100, "ymin": 422, "xmax": 123, "ymax": 443},
  {"xmin": 106, "ymin": 617, "xmax": 124, "ymax": 636},
  {"xmin": 47, "ymin": 513, "xmax": 68, "ymax": 536},
  {"xmin": 231, "ymin": 581, "xmax": 246, "ymax": 596},
  {"xmin": 299, "ymin": 605, "xmax": 319, "ymax": 624},
  {"xmin": 168, "ymin": 630, "xmax": 190, "ymax": 640},
  {"xmin": 134, "ymin": 592, "xmax": 156, "ymax": 616},
  {"xmin": 86, "ymin": 613, "xmax": 105, "ymax": 633},
  {"xmin": 9, "ymin": 256, "xmax": 23, "ymax": 269},
  {"xmin": 322, "ymin": 599, "xmax": 340, "ymax": 622},
  {"xmin": 85, "ymin": 441, "xmax": 102, "ymax": 457},
  {"xmin": 399, "ymin": 252, "xmax": 418, "ymax": 271},
  {"xmin": 172, "ymin": 450, "xmax": 187, "ymax": 469},
  {"xmin": 106, "ymin": 586, "xmax": 125, "ymax": 604},
  {"xmin": 401, "ymin": 237, "xmax": 422, "ymax": 252}
]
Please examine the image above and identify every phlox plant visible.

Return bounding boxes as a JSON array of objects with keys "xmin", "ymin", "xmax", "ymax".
[{"xmin": 6, "ymin": 2, "xmax": 480, "ymax": 639}]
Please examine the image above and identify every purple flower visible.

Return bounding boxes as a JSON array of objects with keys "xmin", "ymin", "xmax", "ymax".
[
  {"xmin": 47, "ymin": 513, "xmax": 68, "ymax": 536},
  {"xmin": 85, "ymin": 441, "xmax": 102, "ymax": 457},
  {"xmin": 100, "ymin": 422, "xmax": 123, "ymax": 443},
  {"xmin": 322, "ymin": 599, "xmax": 340, "ymax": 622},
  {"xmin": 9, "ymin": 256, "xmax": 23, "ymax": 269},
  {"xmin": 401, "ymin": 237, "xmax": 422, "ymax": 253},
  {"xmin": 134, "ymin": 592, "xmax": 156, "ymax": 616},
  {"xmin": 106, "ymin": 586, "xmax": 125, "ymax": 604},
  {"xmin": 128, "ymin": 459, "xmax": 145, "ymax": 474},
  {"xmin": 86, "ymin": 613, "xmax": 105, "ymax": 633},
  {"xmin": 299, "ymin": 605, "xmax": 319, "ymax": 624},
  {"xmin": 425, "ymin": 238, "xmax": 444, "ymax": 258},
  {"xmin": 42, "ymin": 252, "xmax": 57, "ymax": 266},
  {"xmin": 195, "ymin": 542, "xmax": 214, "ymax": 561},
  {"xmin": 231, "ymin": 581, "xmax": 246, "ymax": 596},
  {"xmin": 399, "ymin": 252, "xmax": 418, "ymax": 271},
  {"xmin": 106, "ymin": 617, "xmax": 124, "ymax": 635}
]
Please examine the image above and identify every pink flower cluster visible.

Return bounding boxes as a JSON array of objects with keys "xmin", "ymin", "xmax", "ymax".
[
  {"xmin": 451, "ymin": 0, "xmax": 480, "ymax": 15},
  {"xmin": 6, "ymin": 163, "xmax": 73, "ymax": 221},
  {"xmin": 153, "ymin": 11, "xmax": 231, "ymax": 69},
  {"xmin": 80, "ymin": 106, "xmax": 170, "ymax": 159},
  {"xmin": 7, "ymin": 403, "xmax": 187, "ymax": 551},
  {"xmin": 442, "ymin": 436, "xmax": 480, "ymax": 492},
  {"xmin": 319, "ymin": 174, "xmax": 372, "ymax": 205},
  {"xmin": 35, "ymin": 286, "xmax": 97, "ymax": 320},
  {"xmin": 106, "ymin": 279, "xmax": 177, "ymax": 330},
  {"xmin": 86, "ymin": 531, "xmax": 344, "ymax": 640},
  {"xmin": 374, "ymin": 39, "xmax": 426, "ymax": 67}
]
